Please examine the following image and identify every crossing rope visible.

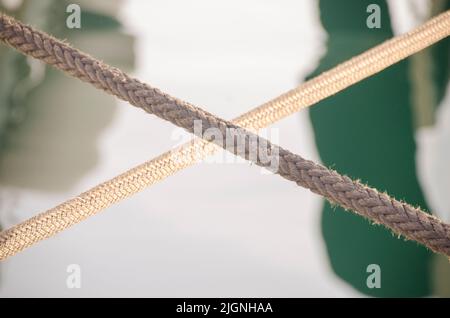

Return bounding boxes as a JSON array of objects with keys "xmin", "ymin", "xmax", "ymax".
[{"xmin": 0, "ymin": 11, "xmax": 449, "ymax": 260}]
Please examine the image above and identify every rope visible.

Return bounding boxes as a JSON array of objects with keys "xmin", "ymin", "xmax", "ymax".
[{"xmin": 0, "ymin": 12, "xmax": 449, "ymax": 260}]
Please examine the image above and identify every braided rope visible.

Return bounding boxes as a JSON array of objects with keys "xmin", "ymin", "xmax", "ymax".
[{"xmin": 0, "ymin": 12, "xmax": 450, "ymax": 260}]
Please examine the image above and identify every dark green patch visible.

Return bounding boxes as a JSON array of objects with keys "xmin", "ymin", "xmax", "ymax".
[{"xmin": 307, "ymin": 0, "xmax": 433, "ymax": 297}]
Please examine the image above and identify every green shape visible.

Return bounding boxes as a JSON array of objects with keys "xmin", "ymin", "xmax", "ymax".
[
  {"xmin": 308, "ymin": 0, "xmax": 431, "ymax": 297},
  {"xmin": 75, "ymin": 11, "xmax": 122, "ymax": 30}
]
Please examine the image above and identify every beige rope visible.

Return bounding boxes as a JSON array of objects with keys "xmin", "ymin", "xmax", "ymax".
[{"xmin": 0, "ymin": 11, "xmax": 449, "ymax": 260}]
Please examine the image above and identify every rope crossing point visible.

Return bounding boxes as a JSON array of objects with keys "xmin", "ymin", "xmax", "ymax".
[{"xmin": 0, "ymin": 12, "xmax": 450, "ymax": 260}]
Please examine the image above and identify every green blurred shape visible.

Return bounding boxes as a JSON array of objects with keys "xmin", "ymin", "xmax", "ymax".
[
  {"xmin": 80, "ymin": 11, "xmax": 122, "ymax": 30},
  {"xmin": 308, "ymin": 0, "xmax": 432, "ymax": 297}
]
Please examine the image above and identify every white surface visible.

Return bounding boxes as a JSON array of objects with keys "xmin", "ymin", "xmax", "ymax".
[
  {"xmin": 417, "ymin": 84, "xmax": 450, "ymax": 223},
  {"xmin": 0, "ymin": 0, "xmax": 361, "ymax": 297}
]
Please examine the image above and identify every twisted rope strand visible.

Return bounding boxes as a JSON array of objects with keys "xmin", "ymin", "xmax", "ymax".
[{"xmin": 0, "ymin": 12, "xmax": 449, "ymax": 260}]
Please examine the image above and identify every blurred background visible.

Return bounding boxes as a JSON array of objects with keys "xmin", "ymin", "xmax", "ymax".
[{"xmin": 0, "ymin": 0, "xmax": 448, "ymax": 297}]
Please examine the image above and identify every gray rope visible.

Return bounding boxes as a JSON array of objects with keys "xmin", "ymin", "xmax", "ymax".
[{"xmin": 1, "ymin": 13, "xmax": 449, "ymax": 256}]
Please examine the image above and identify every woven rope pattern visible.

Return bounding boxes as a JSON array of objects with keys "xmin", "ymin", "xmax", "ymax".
[{"xmin": 0, "ymin": 11, "xmax": 449, "ymax": 260}]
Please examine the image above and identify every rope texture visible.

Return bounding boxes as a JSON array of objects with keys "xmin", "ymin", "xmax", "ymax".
[{"xmin": 0, "ymin": 12, "xmax": 450, "ymax": 260}]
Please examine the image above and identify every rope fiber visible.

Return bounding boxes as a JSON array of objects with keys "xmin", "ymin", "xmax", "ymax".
[{"xmin": 0, "ymin": 11, "xmax": 450, "ymax": 260}]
